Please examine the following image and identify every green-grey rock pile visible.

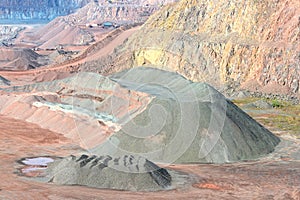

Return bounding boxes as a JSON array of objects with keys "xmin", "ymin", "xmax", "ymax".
[
  {"xmin": 92, "ymin": 67, "xmax": 280, "ymax": 164},
  {"xmin": 45, "ymin": 154, "xmax": 172, "ymax": 191}
]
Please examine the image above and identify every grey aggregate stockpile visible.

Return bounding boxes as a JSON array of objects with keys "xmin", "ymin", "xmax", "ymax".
[
  {"xmin": 46, "ymin": 154, "xmax": 172, "ymax": 191},
  {"xmin": 93, "ymin": 67, "xmax": 280, "ymax": 164}
]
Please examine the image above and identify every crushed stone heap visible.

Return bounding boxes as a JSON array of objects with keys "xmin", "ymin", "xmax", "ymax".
[
  {"xmin": 45, "ymin": 154, "xmax": 172, "ymax": 191},
  {"xmin": 92, "ymin": 67, "xmax": 280, "ymax": 164}
]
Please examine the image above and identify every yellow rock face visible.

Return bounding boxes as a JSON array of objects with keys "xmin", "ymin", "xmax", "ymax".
[
  {"xmin": 134, "ymin": 49, "xmax": 166, "ymax": 66},
  {"xmin": 104, "ymin": 0, "xmax": 300, "ymax": 97}
]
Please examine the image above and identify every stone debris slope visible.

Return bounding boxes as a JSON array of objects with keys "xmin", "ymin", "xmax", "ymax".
[{"xmin": 93, "ymin": 67, "xmax": 280, "ymax": 163}]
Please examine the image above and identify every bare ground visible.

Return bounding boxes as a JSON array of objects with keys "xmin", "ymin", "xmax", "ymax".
[{"xmin": 0, "ymin": 114, "xmax": 299, "ymax": 200}]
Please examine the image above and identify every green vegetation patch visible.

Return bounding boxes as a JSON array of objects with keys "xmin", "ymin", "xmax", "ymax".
[
  {"xmin": 233, "ymin": 97, "xmax": 300, "ymax": 138},
  {"xmin": 232, "ymin": 97, "xmax": 261, "ymax": 105},
  {"xmin": 258, "ymin": 114, "xmax": 300, "ymax": 139}
]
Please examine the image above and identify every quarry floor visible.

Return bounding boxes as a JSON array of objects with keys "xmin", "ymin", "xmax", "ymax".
[{"xmin": 0, "ymin": 115, "xmax": 299, "ymax": 200}]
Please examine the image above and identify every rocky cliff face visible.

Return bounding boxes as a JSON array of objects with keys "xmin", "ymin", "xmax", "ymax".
[
  {"xmin": 0, "ymin": 0, "xmax": 91, "ymax": 21},
  {"xmin": 65, "ymin": 2, "xmax": 157, "ymax": 24},
  {"xmin": 53, "ymin": 0, "xmax": 179, "ymax": 25},
  {"xmin": 26, "ymin": 0, "xmax": 179, "ymax": 49},
  {"xmin": 0, "ymin": 0, "xmax": 177, "ymax": 22},
  {"xmin": 87, "ymin": 0, "xmax": 300, "ymax": 98},
  {"xmin": 0, "ymin": 25, "xmax": 24, "ymax": 45}
]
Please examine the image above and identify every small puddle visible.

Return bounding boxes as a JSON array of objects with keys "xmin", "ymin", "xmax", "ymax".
[
  {"xmin": 20, "ymin": 157, "xmax": 54, "ymax": 166},
  {"xmin": 17, "ymin": 156, "xmax": 59, "ymax": 177}
]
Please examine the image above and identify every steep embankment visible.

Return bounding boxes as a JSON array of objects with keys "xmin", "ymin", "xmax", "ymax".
[
  {"xmin": 0, "ymin": 72, "xmax": 152, "ymax": 148},
  {"xmin": 85, "ymin": 0, "xmax": 300, "ymax": 98},
  {"xmin": 34, "ymin": 17, "xmax": 94, "ymax": 49}
]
